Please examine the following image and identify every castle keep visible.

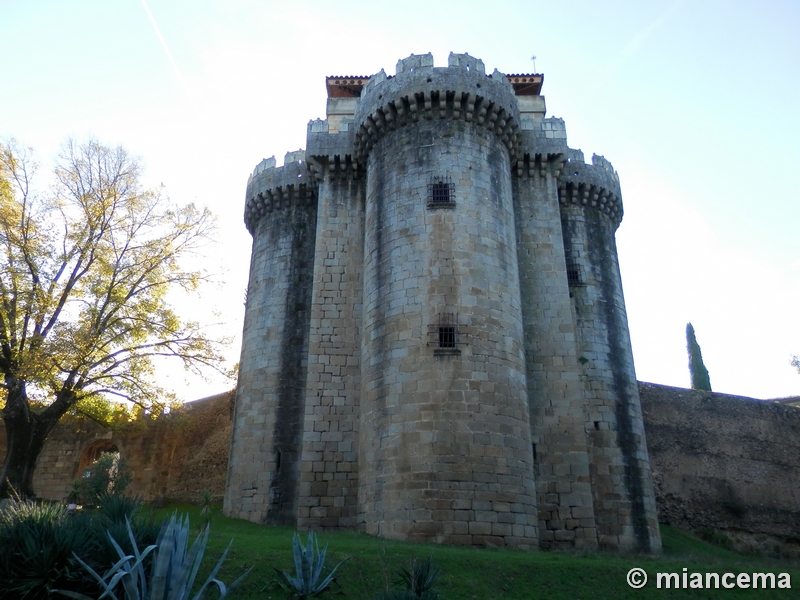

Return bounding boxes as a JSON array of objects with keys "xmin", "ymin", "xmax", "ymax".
[{"xmin": 224, "ymin": 53, "xmax": 661, "ymax": 552}]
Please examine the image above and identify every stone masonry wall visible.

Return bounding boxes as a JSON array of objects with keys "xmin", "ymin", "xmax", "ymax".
[
  {"xmin": 559, "ymin": 158, "xmax": 660, "ymax": 552},
  {"xmin": 164, "ymin": 393, "xmax": 234, "ymax": 502},
  {"xmin": 0, "ymin": 392, "xmax": 232, "ymax": 503},
  {"xmin": 358, "ymin": 117, "xmax": 538, "ymax": 548},
  {"xmin": 297, "ymin": 174, "xmax": 365, "ymax": 530},
  {"xmin": 348, "ymin": 54, "xmax": 540, "ymax": 548},
  {"xmin": 640, "ymin": 382, "xmax": 800, "ymax": 544},
  {"xmin": 512, "ymin": 158, "xmax": 598, "ymax": 550},
  {"xmin": 225, "ymin": 155, "xmax": 318, "ymax": 525}
]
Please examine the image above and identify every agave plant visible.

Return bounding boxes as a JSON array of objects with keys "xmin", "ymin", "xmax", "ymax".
[
  {"xmin": 270, "ymin": 531, "xmax": 347, "ymax": 599},
  {"xmin": 0, "ymin": 498, "xmax": 94, "ymax": 599},
  {"xmin": 0, "ymin": 490, "xmax": 164, "ymax": 599},
  {"xmin": 374, "ymin": 558, "xmax": 441, "ymax": 600},
  {"xmin": 397, "ymin": 558, "xmax": 440, "ymax": 599},
  {"xmin": 55, "ymin": 513, "xmax": 250, "ymax": 600},
  {"xmin": 91, "ymin": 494, "xmax": 161, "ymax": 567},
  {"xmin": 95, "ymin": 492, "xmax": 144, "ymax": 525}
]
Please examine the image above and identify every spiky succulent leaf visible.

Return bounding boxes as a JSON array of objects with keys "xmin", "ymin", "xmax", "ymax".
[
  {"xmin": 55, "ymin": 513, "xmax": 247, "ymax": 600},
  {"xmin": 271, "ymin": 531, "xmax": 347, "ymax": 598}
]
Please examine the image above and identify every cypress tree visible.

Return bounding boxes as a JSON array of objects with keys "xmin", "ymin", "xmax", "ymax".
[{"xmin": 686, "ymin": 322, "xmax": 712, "ymax": 391}]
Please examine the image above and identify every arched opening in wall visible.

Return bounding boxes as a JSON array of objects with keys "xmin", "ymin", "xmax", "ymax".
[
  {"xmin": 76, "ymin": 440, "xmax": 119, "ymax": 479},
  {"xmin": 72, "ymin": 440, "xmax": 131, "ymax": 502}
]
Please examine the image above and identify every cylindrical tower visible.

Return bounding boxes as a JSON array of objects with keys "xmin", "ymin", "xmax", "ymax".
[
  {"xmin": 224, "ymin": 152, "xmax": 317, "ymax": 525},
  {"xmin": 558, "ymin": 153, "xmax": 661, "ymax": 551},
  {"xmin": 354, "ymin": 53, "xmax": 538, "ymax": 548}
]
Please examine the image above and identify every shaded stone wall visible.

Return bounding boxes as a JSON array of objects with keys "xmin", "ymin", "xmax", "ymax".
[
  {"xmin": 512, "ymin": 156, "xmax": 598, "ymax": 550},
  {"xmin": 639, "ymin": 382, "xmax": 800, "ymax": 543},
  {"xmin": 224, "ymin": 154, "xmax": 318, "ymax": 525},
  {"xmin": 0, "ymin": 392, "xmax": 232, "ymax": 503},
  {"xmin": 164, "ymin": 393, "xmax": 234, "ymax": 502},
  {"xmin": 559, "ymin": 154, "xmax": 659, "ymax": 552},
  {"xmin": 296, "ymin": 174, "xmax": 364, "ymax": 531}
]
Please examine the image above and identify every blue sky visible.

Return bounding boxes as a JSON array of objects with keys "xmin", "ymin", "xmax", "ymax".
[{"xmin": 2, "ymin": 0, "xmax": 799, "ymax": 399}]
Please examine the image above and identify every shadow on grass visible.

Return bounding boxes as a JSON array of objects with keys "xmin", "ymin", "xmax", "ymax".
[{"xmin": 146, "ymin": 505, "xmax": 798, "ymax": 600}]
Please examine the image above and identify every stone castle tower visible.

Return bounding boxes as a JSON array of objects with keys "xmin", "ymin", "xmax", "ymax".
[{"xmin": 224, "ymin": 53, "xmax": 661, "ymax": 552}]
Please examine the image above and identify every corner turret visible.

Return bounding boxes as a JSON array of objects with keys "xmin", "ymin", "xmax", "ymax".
[
  {"xmin": 559, "ymin": 152, "xmax": 623, "ymax": 228},
  {"xmin": 244, "ymin": 151, "xmax": 313, "ymax": 234}
]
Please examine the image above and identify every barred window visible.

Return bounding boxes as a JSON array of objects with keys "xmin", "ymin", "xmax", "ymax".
[
  {"xmin": 427, "ymin": 176, "xmax": 455, "ymax": 208},
  {"xmin": 438, "ymin": 326, "xmax": 456, "ymax": 348},
  {"xmin": 428, "ymin": 312, "xmax": 465, "ymax": 354},
  {"xmin": 564, "ymin": 246, "xmax": 585, "ymax": 288},
  {"xmin": 566, "ymin": 264, "xmax": 585, "ymax": 287}
]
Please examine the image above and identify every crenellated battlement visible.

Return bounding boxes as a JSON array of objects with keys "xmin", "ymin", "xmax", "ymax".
[
  {"xmin": 243, "ymin": 150, "xmax": 315, "ymax": 233},
  {"xmin": 539, "ymin": 117, "xmax": 567, "ymax": 139},
  {"xmin": 395, "ymin": 52, "xmax": 435, "ymax": 74},
  {"xmin": 515, "ymin": 116, "xmax": 570, "ymax": 172},
  {"xmin": 446, "ymin": 52, "xmax": 486, "ymax": 74},
  {"xmin": 306, "ymin": 119, "xmax": 361, "ymax": 181},
  {"xmin": 558, "ymin": 151, "xmax": 623, "ymax": 227},
  {"xmin": 514, "ymin": 117, "xmax": 574, "ymax": 178},
  {"xmin": 306, "ymin": 118, "xmax": 355, "ymax": 134},
  {"xmin": 354, "ymin": 52, "xmax": 522, "ymax": 160},
  {"xmin": 590, "ymin": 153, "xmax": 616, "ymax": 175}
]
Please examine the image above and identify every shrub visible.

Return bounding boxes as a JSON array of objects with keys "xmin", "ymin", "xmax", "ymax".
[
  {"xmin": 199, "ymin": 489, "xmax": 213, "ymax": 532},
  {"xmin": 71, "ymin": 452, "xmax": 132, "ymax": 507}
]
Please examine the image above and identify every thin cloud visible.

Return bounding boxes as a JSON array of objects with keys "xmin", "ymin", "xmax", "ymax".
[
  {"xmin": 605, "ymin": 0, "xmax": 684, "ymax": 75},
  {"xmin": 138, "ymin": 0, "xmax": 190, "ymax": 100}
]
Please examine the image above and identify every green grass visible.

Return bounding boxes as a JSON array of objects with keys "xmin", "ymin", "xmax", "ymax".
[{"xmin": 150, "ymin": 505, "xmax": 799, "ymax": 599}]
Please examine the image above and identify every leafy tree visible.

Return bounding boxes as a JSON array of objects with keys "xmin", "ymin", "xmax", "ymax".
[
  {"xmin": 0, "ymin": 138, "xmax": 226, "ymax": 498},
  {"xmin": 686, "ymin": 322, "xmax": 712, "ymax": 391}
]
